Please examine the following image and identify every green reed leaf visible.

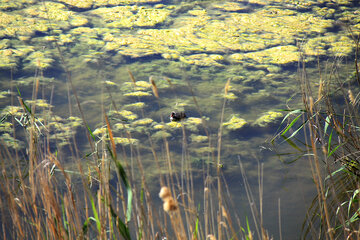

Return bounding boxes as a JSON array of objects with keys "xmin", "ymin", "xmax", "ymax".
[
  {"xmin": 281, "ymin": 112, "xmax": 303, "ymax": 137},
  {"xmin": 109, "ymin": 203, "xmax": 131, "ymax": 240},
  {"xmin": 89, "ymin": 194, "xmax": 101, "ymax": 233},
  {"xmin": 324, "ymin": 115, "xmax": 331, "ymax": 136}
]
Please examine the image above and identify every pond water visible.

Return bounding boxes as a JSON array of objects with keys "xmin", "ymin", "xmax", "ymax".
[{"xmin": 0, "ymin": 0, "xmax": 359, "ymax": 239}]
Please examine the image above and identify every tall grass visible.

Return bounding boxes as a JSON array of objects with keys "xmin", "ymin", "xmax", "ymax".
[
  {"xmin": 0, "ymin": 2, "xmax": 275, "ymax": 239},
  {"xmin": 273, "ymin": 32, "xmax": 360, "ymax": 239},
  {"xmin": 0, "ymin": 60, "xmax": 270, "ymax": 239}
]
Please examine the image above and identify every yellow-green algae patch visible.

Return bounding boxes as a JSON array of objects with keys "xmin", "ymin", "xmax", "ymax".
[
  {"xmin": 223, "ymin": 115, "xmax": 247, "ymax": 130},
  {"xmin": 244, "ymin": 45, "xmax": 300, "ymax": 65},
  {"xmin": 179, "ymin": 54, "xmax": 224, "ymax": 67},
  {"xmin": 131, "ymin": 118, "xmax": 153, "ymax": 126},
  {"xmin": 166, "ymin": 121, "xmax": 182, "ymax": 128},
  {"xmin": 123, "ymin": 80, "xmax": 152, "ymax": 91},
  {"xmin": 58, "ymin": 0, "xmax": 162, "ymax": 9},
  {"xmin": 94, "ymin": 3, "xmax": 336, "ymax": 65},
  {"xmin": 25, "ymin": 2, "xmax": 73, "ymax": 21},
  {"xmin": 253, "ymin": 111, "xmax": 283, "ymax": 127},
  {"xmin": 190, "ymin": 134, "xmax": 208, "ymax": 143},
  {"xmin": 186, "ymin": 117, "xmax": 202, "ymax": 125},
  {"xmin": 24, "ymin": 50, "xmax": 54, "ymax": 70},
  {"xmin": 90, "ymin": 6, "xmax": 170, "ymax": 28},
  {"xmin": 124, "ymin": 102, "xmax": 146, "ymax": 109},
  {"xmin": 124, "ymin": 91, "xmax": 152, "ymax": 97},
  {"xmin": 0, "ymin": 0, "xmax": 37, "ymax": 10},
  {"xmin": 0, "ymin": 12, "xmax": 48, "ymax": 38},
  {"xmin": 113, "ymin": 137, "xmax": 138, "ymax": 145},
  {"xmin": 115, "ymin": 110, "xmax": 138, "ymax": 121},
  {"xmin": 0, "ymin": 133, "xmax": 23, "ymax": 150},
  {"xmin": 153, "ymin": 124, "xmax": 165, "ymax": 130},
  {"xmin": 25, "ymin": 99, "xmax": 53, "ymax": 108}
]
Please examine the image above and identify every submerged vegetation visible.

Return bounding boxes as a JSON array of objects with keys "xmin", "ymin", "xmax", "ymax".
[{"xmin": 1, "ymin": 0, "xmax": 360, "ymax": 239}]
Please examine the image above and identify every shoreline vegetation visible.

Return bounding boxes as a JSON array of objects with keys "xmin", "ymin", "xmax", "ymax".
[{"xmin": 1, "ymin": 0, "xmax": 360, "ymax": 239}]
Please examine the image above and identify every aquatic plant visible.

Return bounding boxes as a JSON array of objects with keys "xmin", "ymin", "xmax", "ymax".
[
  {"xmin": 25, "ymin": 2, "xmax": 72, "ymax": 22},
  {"xmin": 131, "ymin": 118, "xmax": 153, "ymax": 126},
  {"xmin": 166, "ymin": 121, "xmax": 182, "ymax": 128},
  {"xmin": 90, "ymin": 5, "xmax": 170, "ymax": 28},
  {"xmin": 0, "ymin": 133, "xmax": 23, "ymax": 150},
  {"xmin": 244, "ymin": 45, "xmax": 300, "ymax": 65},
  {"xmin": 211, "ymin": 2, "xmax": 248, "ymax": 12},
  {"xmin": 254, "ymin": 111, "xmax": 283, "ymax": 127},
  {"xmin": 123, "ymin": 91, "xmax": 152, "ymax": 97},
  {"xmin": 24, "ymin": 50, "xmax": 55, "ymax": 70},
  {"xmin": 110, "ymin": 109, "xmax": 138, "ymax": 121},
  {"xmin": 113, "ymin": 136, "xmax": 138, "ymax": 145},
  {"xmin": 124, "ymin": 102, "xmax": 146, "ymax": 109},
  {"xmin": 58, "ymin": 0, "xmax": 163, "ymax": 8},
  {"xmin": 190, "ymin": 134, "xmax": 208, "ymax": 143},
  {"xmin": 0, "ymin": 0, "xmax": 37, "ymax": 10},
  {"xmin": 222, "ymin": 114, "xmax": 247, "ymax": 130}
]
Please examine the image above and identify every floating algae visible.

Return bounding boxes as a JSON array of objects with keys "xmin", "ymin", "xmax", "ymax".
[
  {"xmin": 89, "ymin": 5, "xmax": 171, "ymax": 28},
  {"xmin": 253, "ymin": 111, "xmax": 283, "ymax": 127},
  {"xmin": 223, "ymin": 114, "xmax": 247, "ymax": 130}
]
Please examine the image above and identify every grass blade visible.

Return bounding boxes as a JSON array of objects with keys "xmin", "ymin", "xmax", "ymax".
[{"xmin": 281, "ymin": 112, "xmax": 303, "ymax": 137}]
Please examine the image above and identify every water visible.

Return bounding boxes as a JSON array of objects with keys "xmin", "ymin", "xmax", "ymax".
[{"xmin": 0, "ymin": 0, "xmax": 359, "ymax": 238}]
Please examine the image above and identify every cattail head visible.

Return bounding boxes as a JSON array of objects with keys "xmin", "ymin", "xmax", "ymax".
[
  {"xmin": 163, "ymin": 197, "xmax": 177, "ymax": 212},
  {"xmin": 159, "ymin": 186, "xmax": 171, "ymax": 200},
  {"xmin": 207, "ymin": 234, "xmax": 216, "ymax": 240},
  {"xmin": 159, "ymin": 186, "xmax": 177, "ymax": 212},
  {"xmin": 149, "ymin": 76, "xmax": 159, "ymax": 98}
]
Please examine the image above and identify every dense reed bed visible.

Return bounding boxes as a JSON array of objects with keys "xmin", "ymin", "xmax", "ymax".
[
  {"xmin": 272, "ymin": 31, "xmax": 360, "ymax": 239},
  {"xmin": 0, "ymin": 60, "xmax": 270, "ymax": 239}
]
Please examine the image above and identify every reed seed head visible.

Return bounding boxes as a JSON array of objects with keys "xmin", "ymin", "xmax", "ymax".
[
  {"xmin": 127, "ymin": 68, "xmax": 137, "ymax": 87},
  {"xmin": 308, "ymin": 96, "xmax": 314, "ymax": 115},
  {"xmin": 317, "ymin": 80, "xmax": 323, "ymax": 101},
  {"xmin": 224, "ymin": 78, "xmax": 231, "ymax": 96},
  {"xmin": 149, "ymin": 76, "xmax": 159, "ymax": 98},
  {"xmin": 348, "ymin": 89, "xmax": 355, "ymax": 105}
]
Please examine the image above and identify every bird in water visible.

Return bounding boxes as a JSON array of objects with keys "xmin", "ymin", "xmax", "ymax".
[{"xmin": 170, "ymin": 111, "xmax": 187, "ymax": 122}]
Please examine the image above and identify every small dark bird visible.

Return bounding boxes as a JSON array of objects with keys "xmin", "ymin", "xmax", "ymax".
[{"xmin": 170, "ymin": 111, "xmax": 187, "ymax": 122}]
